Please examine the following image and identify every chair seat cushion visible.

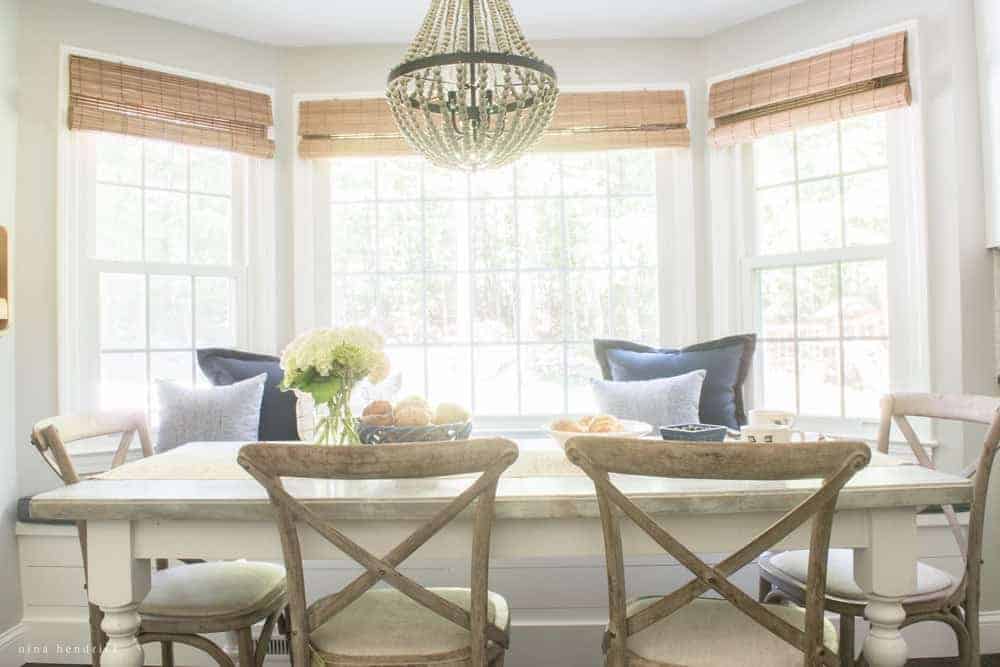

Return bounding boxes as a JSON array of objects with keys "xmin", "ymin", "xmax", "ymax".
[
  {"xmin": 139, "ymin": 561, "xmax": 286, "ymax": 619},
  {"xmin": 622, "ymin": 597, "xmax": 838, "ymax": 666},
  {"xmin": 764, "ymin": 549, "xmax": 954, "ymax": 601},
  {"xmin": 310, "ymin": 587, "xmax": 509, "ymax": 661}
]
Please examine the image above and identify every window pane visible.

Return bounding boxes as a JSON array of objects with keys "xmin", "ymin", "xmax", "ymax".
[
  {"xmin": 841, "ymin": 260, "xmax": 889, "ymax": 338},
  {"xmin": 841, "ymin": 114, "xmax": 887, "ymax": 172},
  {"xmin": 516, "ymin": 154, "xmax": 561, "ymax": 197},
  {"xmin": 150, "ymin": 351, "xmax": 193, "ymax": 386},
  {"xmin": 612, "ymin": 268, "xmax": 658, "ymax": 342},
  {"xmin": 471, "ymin": 200, "xmax": 516, "ymax": 269},
  {"xmin": 101, "ymin": 352, "xmax": 147, "ymax": 410},
  {"xmin": 386, "ymin": 346, "xmax": 425, "ymax": 399},
  {"xmin": 378, "ymin": 203, "xmax": 423, "ymax": 272},
  {"xmin": 144, "ymin": 141, "xmax": 187, "ymax": 191},
  {"xmin": 471, "ymin": 163, "xmax": 514, "ymax": 198},
  {"xmin": 195, "ymin": 277, "xmax": 235, "ymax": 347},
  {"xmin": 472, "ymin": 273, "xmax": 516, "ymax": 342},
  {"xmin": 610, "ymin": 151, "xmax": 655, "ymax": 195},
  {"xmin": 611, "ymin": 197, "xmax": 657, "ymax": 267},
  {"xmin": 149, "ymin": 275, "xmax": 192, "ymax": 349},
  {"xmin": 189, "ymin": 147, "xmax": 232, "ymax": 195},
  {"xmin": 426, "ymin": 274, "xmax": 462, "ymax": 342},
  {"xmin": 565, "ymin": 198, "xmax": 609, "ymax": 268},
  {"xmin": 761, "ymin": 341, "xmax": 797, "ymax": 413},
  {"xmin": 190, "ymin": 195, "xmax": 232, "ymax": 265},
  {"xmin": 100, "ymin": 273, "xmax": 146, "ymax": 349},
  {"xmin": 379, "ymin": 275, "xmax": 425, "ymax": 343},
  {"xmin": 473, "ymin": 345, "xmax": 518, "ymax": 414},
  {"xmin": 798, "ymin": 178, "xmax": 842, "ymax": 251},
  {"xmin": 145, "ymin": 190, "xmax": 187, "ymax": 263},
  {"xmin": 331, "ymin": 158, "xmax": 375, "ymax": 201},
  {"xmin": 96, "ymin": 134, "xmax": 141, "ymax": 186},
  {"xmin": 96, "ymin": 184, "xmax": 142, "ymax": 261},
  {"xmin": 377, "ymin": 157, "xmax": 422, "ymax": 200},
  {"xmin": 425, "ymin": 201, "xmax": 468, "ymax": 271},
  {"xmin": 427, "ymin": 345, "xmax": 472, "ymax": 406},
  {"xmin": 332, "ymin": 203, "xmax": 376, "ymax": 273},
  {"xmin": 521, "ymin": 345, "xmax": 565, "ymax": 414},
  {"xmin": 566, "ymin": 270, "xmax": 610, "ymax": 341},
  {"xmin": 796, "ymin": 264, "xmax": 840, "ymax": 338},
  {"xmin": 519, "ymin": 199, "xmax": 563, "ymax": 269},
  {"xmin": 759, "ymin": 268, "xmax": 794, "ymax": 339},
  {"xmin": 756, "ymin": 185, "xmax": 797, "ymax": 255},
  {"xmin": 334, "ymin": 275, "xmax": 377, "ymax": 324},
  {"xmin": 562, "ymin": 153, "xmax": 608, "ymax": 196},
  {"xmin": 844, "ymin": 169, "xmax": 890, "ymax": 246},
  {"xmin": 424, "ymin": 164, "xmax": 468, "ymax": 199},
  {"xmin": 567, "ymin": 344, "xmax": 600, "ymax": 413},
  {"xmin": 520, "ymin": 272, "xmax": 564, "ymax": 342},
  {"xmin": 795, "ymin": 124, "xmax": 839, "ymax": 180},
  {"xmin": 844, "ymin": 340, "xmax": 889, "ymax": 417},
  {"xmin": 798, "ymin": 341, "xmax": 841, "ymax": 416},
  {"xmin": 753, "ymin": 133, "xmax": 794, "ymax": 187}
]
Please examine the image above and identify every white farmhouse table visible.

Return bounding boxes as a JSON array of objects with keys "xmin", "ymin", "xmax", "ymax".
[{"xmin": 28, "ymin": 440, "xmax": 973, "ymax": 667}]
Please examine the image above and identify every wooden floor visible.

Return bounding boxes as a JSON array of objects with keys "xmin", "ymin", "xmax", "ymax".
[{"xmin": 22, "ymin": 659, "xmax": 1000, "ymax": 667}]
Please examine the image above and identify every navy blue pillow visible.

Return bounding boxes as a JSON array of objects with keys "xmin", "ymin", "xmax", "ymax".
[
  {"xmin": 197, "ymin": 348, "xmax": 300, "ymax": 441},
  {"xmin": 593, "ymin": 335, "xmax": 756, "ymax": 429}
]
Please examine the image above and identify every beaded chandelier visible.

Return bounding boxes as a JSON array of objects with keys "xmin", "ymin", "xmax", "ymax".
[{"xmin": 387, "ymin": 0, "xmax": 559, "ymax": 171}]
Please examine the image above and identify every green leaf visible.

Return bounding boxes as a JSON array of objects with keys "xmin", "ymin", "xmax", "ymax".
[{"xmin": 301, "ymin": 376, "xmax": 343, "ymax": 404}]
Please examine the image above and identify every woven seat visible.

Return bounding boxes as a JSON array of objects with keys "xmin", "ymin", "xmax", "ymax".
[
  {"xmin": 622, "ymin": 597, "xmax": 838, "ymax": 666},
  {"xmin": 141, "ymin": 561, "xmax": 287, "ymax": 619},
  {"xmin": 761, "ymin": 549, "xmax": 953, "ymax": 602},
  {"xmin": 310, "ymin": 588, "xmax": 509, "ymax": 663}
]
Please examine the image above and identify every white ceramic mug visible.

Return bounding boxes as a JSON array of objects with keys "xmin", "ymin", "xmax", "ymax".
[
  {"xmin": 739, "ymin": 424, "xmax": 804, "ymax": 444},
  {"xmin": 748, "ymin": 409, "xmax": 797, "ymax": 428}
]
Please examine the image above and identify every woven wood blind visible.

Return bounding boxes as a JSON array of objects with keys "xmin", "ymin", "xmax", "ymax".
[
  {"xmin": 68, "ymin": 55, "xmax": 275, "ymax": 159},
  {"xmin": 298, "ymin": 89, "xmax": 689, "ymax": 159},
  {"xmin": 708, "ymin": 32, "xmax": 910, "ymax": 147}
]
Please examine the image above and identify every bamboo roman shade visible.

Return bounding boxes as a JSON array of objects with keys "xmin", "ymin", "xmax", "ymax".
[
  {"xmin": 298, "ymin": 89, "xmax": 689, "ymax": 158},
  {"xmin": 68, "ymin": 55, "xmax": 275, "ymax": 158},
  {"xmin": 709, "ymin": 32, "xmax": 910, "ymax": 147}
]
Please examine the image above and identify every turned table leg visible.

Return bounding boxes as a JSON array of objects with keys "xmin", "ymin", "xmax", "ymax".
[
  {"xmin": 854, "ymin": 508, "xmax": 917, "ymax": 667},
  {"xmin": 86, "ymin": 521, "xmax": 151, "ymax": 667}
]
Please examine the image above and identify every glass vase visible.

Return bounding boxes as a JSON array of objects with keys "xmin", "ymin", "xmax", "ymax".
[{"xmin": 313, "ymin": 386, "xmax": 360, "ymax": 446}]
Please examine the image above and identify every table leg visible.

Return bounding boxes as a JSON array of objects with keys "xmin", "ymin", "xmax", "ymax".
[
  {"xmin": 86, "ymin": 521, "xmax": 151, "ymax": 667},
  {"xmin": 854, "ymin": 508, "xmax": 918, "ymax": 667}
]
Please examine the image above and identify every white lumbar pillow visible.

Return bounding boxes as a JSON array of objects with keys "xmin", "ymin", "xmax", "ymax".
[
  {"xmin": 155, "ymin": 373, "xmax": 266, "ymax": 452},
  {"xmin": 590, "ymin": 369, "xmax": 706, "ymax": 429}
]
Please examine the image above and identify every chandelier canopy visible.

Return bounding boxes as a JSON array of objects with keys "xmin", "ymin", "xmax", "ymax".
[{"xmin": 387, "ymin": 0, "xmax": 558, "ymax": 171}]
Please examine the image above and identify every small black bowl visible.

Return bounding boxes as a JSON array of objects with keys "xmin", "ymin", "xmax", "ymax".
[{"xmin": 660, "ymin": 423, "xmax": 728, "ymax": 442}]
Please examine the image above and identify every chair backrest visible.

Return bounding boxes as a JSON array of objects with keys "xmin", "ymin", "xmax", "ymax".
[
  {"xmin": 238, "ymin": 438, "xmax": 519, "ymax": 667},
  {"xmin": 877, "ymin": 392, "xmax": 1000, "ymax": 594},
  {"xmin": 565, "ymin": 437, "xmax": 870, "ymax": 667},
  {"xmin": 30, "ymin": 411, "xmax": 154, "ymax": 485}
]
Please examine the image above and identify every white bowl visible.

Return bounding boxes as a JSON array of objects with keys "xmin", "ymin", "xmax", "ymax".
[{"xmin": 544, "ymin": 419, "xmax": 653, "ymax": 449}]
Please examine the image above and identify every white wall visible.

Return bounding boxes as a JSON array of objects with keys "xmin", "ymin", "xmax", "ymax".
[
  {"xmin": 0, "ymin": 0, "xmax": 20, "ymax": 638},
  {"xmin": 14, "ymin": 0, "xmax": 283, "ymax": 497}
]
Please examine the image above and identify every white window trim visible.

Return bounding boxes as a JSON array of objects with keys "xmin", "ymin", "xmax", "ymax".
[
  {"xmin": 711, "ymin": 109, "xmax": 929, "ymax": 440},
  {"xmin": 292, "ymin": 146, "xmax": 697, "ymax": 430}
]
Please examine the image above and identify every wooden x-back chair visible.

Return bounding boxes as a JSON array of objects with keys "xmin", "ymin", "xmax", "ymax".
[
  {"xmin": 759, "ymin": 393, "xmax": 1000, "ymax": 666},
  {"xmin": 238, "ymin": 438, "xmax": 519, "ymax": 667},
  {"xmin": 566, "ymin": 436, "xmax": 871, "ymax": 667},
  {"xmin": 31, "ymin": 411, "xmax": 287, "ymax": 667}
]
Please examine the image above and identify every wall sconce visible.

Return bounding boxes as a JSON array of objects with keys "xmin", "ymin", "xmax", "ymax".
[{"xmin": 0, "ymin": 226, "xmax": 8, "ymax": 332}]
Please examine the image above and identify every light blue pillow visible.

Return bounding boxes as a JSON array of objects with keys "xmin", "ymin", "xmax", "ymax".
[
  {"xmin": 590, "ymin": 370, "xmax": 706, "ymax": 429},
  {"xmin": 155, "ymin": 373, "xmax": 266, "ymax": 452}
]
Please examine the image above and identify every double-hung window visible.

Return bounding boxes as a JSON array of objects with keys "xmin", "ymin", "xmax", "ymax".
[
  {"xmin": 66, "ymin": 132, "xmax": 246, "ymax": 416},
  {"xmin": 315, "ymin": 150, "xmax": 663, "ymax": 422},
  {"xmin": 746, "ymin": 113, "xmax": 895, "ymax": 426}
]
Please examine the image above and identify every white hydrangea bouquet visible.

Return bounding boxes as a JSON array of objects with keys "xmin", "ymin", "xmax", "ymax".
[{"xmin": 279, "ymin": 326, "xmax": 389, "ymax": 445}]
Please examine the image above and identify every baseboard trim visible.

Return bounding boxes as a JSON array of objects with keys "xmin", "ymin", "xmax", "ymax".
[
  {"xmin": 980, "ymin": 610, "xmax": 1000, "ymax": 653},
  {"xmin": 0, "ymin": 622, "xmax": 26, "ymax": 660}
]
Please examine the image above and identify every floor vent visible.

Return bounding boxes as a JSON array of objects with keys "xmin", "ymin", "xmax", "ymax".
[{"xmin": 267, "ymin": 636, "xmax": 290, "ymax": 656}]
